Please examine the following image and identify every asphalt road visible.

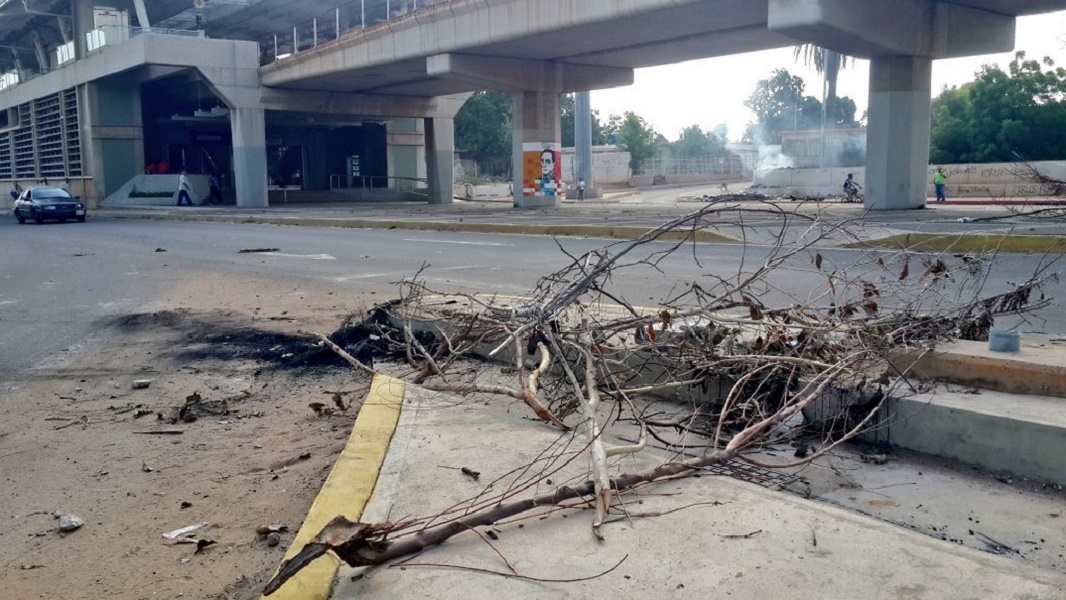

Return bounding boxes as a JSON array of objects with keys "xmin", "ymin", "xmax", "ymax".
[{"xmin": 2, "ymin": 216, "xmax": 1063, "ymax": 376}]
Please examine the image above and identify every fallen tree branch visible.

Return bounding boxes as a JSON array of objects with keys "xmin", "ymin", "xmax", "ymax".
[
  {"xmin": 264, "ymin": 359, "xmax": 848, "ymax": 594},
  {"xmin": 299, "ymin": 329, "xmax": 378, "ymax": 377}
]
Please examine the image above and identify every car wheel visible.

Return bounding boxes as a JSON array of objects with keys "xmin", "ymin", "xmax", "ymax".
[
  {"xmin": 76, "ymin": 216, "xmax": 86, "ymax": 223},
  {"xmin": 32, "ymin": 209, "xmax": 44, "ymax": 224},
  {"xmin": 15, "ymin": 210, "xmax": 25, "ymax": 224}
]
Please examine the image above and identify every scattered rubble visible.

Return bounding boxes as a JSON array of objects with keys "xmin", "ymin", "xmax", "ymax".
[{"xmin": 163, "ymin": 522, "xmax": 209, "ymax": 541}]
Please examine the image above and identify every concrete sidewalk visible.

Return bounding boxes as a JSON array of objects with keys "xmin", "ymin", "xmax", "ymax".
[{"xmin": 265, "ymin": 380, "xmax": 1066, "ymax": 600}]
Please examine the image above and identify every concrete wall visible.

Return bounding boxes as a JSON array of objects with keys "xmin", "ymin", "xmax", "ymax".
[
  {"xmin": 561, "ymin": 146, "xmax": 631, "ymax": 186},
  {"xmin": 754, "ymin": 161, "xmax": 1066, "ymax": 198},
  {"xmin": 781, "ymin": 129, "xmax": 866, "ymax": 169},
  {"xmin": 630, "ymin": 172, "xmax": 743, "ymax": 187},
  {"xmin": 102, "ymin": 173, "xmax": 210, "ymax": 206}
]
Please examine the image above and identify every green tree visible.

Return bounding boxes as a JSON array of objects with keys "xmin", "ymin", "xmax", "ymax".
[
  {"xmin": 930, "ymin": 52, "xmax": 1066, "ymax": 163},
  {"xmin": 744, "ymin": 69, "xmax": 822, "ymax": 144},
  {"xmin": 712, "ymin": 123, "xmax": 729, "ymax": 144},
  {"xmin": 674, "ymin": 125, "xmax": 724, "ymax": 158},
  {"xmin": 560, "ymin": 94, "xmax": 608, "ymax": 148},
  {"xmin": 830, "ymin": 97, "xmax": 859, "ymax": 128},
  {"xmin": 454, "ymin": 92, "xmax": 512, "ymax": 162},
  {"xmin": 603, "ymin": 114, "xmax": 623, "ymax": 142},
  {"xmin": 615, "ymin": 112, "xmax": 657, "ymax": 171}
]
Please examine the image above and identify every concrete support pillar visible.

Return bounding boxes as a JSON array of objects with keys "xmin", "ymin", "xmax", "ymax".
[
  {"xmin": 32, "ymin": 31, "xmax": 49, "ymax": 74},
  {"xmin": 72, "ymin": 0, "xmax": 94, "ymax": 60},
  {"xmin": 386, "ymin": 119, "xmax": 426, "ymax": 197},
  {"xmin": 512, "ymin": 91, "xmax": 560, "ymax": 209},
  {"xmin": 58, "ymin": 16, "xmax": 72, "ymax": 44},
  {"xmin": 132, "ymin": 0, "xmax": 152, "ymax": 31},
  {"xmin": 865, "ymin": 55, "xmax": 933, "ymax": 211},
  {"xmin": 10, "ymin": 49, "xmax": 25, "ymax": 81},
  {"xmin": 425, "ymin": 117, "xmax": 454, "ymax": 205},
  {"xmin": 572, "ymin": 91, "xmax": 600, "ymax": 200},
  {"xmin": 80, "ymin": 81, "xmax": 145, "ymax": 206},
  {"xmin": 231, "ymin": 107, "xmax": 268, "ymax": 208}
]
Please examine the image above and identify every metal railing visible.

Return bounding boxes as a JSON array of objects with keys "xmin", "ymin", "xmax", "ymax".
[
  {"xmin": 4, "ymin": 26, "xmax": 204, "ymax": 92},
  {"xmin": 329, "ymin": 174, "xmax": 428, "ymax": 191},
  {"xmin": 262, "ymin": 0, "xmax": 456, "ymax": 65}
]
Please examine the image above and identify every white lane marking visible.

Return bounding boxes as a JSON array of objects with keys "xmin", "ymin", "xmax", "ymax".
[
  {"xmin": 433, "ymin": 264, "xmax": 497, "ymax": 272},
  {"xmin": 402, "ymin": 238, "xmax": 513, "ymax": 247},
  {"xmin": 263, "ymin": 252, "xmax": 336, "ymax": 260},
  {"xmin": 0, "ymin": 300, "xmax": 17, "ymax": 306},
  {"xmin": 329, "ymin": 264, "xmax": 496, "ymax": 282},
  {"xmin": 330, "ymin": 273, "xmax": 394, "ymax": 282}
]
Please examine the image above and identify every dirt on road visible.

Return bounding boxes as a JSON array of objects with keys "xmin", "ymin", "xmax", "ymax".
[
  {"xmin": 4, "ymin": 273, "xmax": 1065, "ymax": 600},
  {"xmin": 0, "ymin": 275, "xmax": 376, "ymax": 600}
]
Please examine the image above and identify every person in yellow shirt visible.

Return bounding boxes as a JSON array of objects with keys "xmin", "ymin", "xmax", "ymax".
[{"xmin": 933, "ymin": 167, "xmax": 947, "ymax": 202}]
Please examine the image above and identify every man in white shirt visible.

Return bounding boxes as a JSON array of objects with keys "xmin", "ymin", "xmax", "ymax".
[{"xmin": 177, "ymin": 171, "xmax": 194, "ymax": 206}]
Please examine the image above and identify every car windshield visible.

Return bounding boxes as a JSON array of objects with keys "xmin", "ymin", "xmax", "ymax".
[{"xmin": 33, "ymin": 188, "xmax": 72, "ymax": 200}]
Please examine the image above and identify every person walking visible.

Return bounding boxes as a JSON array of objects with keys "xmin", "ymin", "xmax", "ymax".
[
  {"xmin": 10, "ymin": 181, "xmax": 22, "ymax": 201},
  {"xmin": 577, "ymin": 177, "xmax": 586, "ymax": 201},
  {"xmin": 208, "ymin": 172, "xmax": 223, "ymax": 204},
  {"xmin": 933, "ymin": 167, "xmax": 948, "ymax": 202},
  {"xmin": 176, "ymin": 171, "xmax": 195, "ymax": 206}
]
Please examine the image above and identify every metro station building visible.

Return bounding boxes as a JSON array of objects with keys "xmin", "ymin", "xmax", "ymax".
[
  {"xmin": 1, "ymin": 1, "xmax": 1059, "ymax": 210},
  {"xmin": 0, "ymin": 0, "xmax": 462, "ymax": 207}
]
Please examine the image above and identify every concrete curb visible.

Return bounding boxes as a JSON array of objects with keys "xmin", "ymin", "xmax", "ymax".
[
  {"xmin": 92, "ymin": 210, "xmax": 743, "ymax": 243},
  {"xmin": 263, "ymin": 375, "xmax": 406, "ymax": 600},
  {"xmin": 900, "ymin": 341, "xmax": 1066, "ymax": 399}
]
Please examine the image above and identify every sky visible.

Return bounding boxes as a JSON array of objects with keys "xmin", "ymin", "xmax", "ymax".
[{"xmin": 591, "ymin": 12, "xmax": 1066, "ymax": 143}]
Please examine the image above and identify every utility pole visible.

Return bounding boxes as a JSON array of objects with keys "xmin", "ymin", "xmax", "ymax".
[{"xmin": 575, "ymin": 91, "xmax": 597, "ymax": 199}]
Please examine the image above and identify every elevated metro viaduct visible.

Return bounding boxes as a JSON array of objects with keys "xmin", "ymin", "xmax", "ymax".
[{"xmin": 1, "ymin": 0, "xmax": 1064, "ymax": 210}]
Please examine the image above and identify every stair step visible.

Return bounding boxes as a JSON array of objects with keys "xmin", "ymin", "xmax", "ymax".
[
  {"xmin": 871, "ymin": 389, "xmax": 1066, "ymax": 483},
  {"xmin": 894, "ymin": 340, "xmax": 1066, "ymax": 399}
]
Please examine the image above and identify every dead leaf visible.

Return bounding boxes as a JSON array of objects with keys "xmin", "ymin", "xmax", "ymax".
[
  {"xmin": 748, "ymin": 304, "xmax": 762, "ymax": 320},
  {"xmin": 898, "ymin": 259, "xmax": 910, "ymax": 281},
  {"xmin": 814, "ymin": 253, "xmax": 823, "ymax": 270},
  {"xmin": 659, "ymin": 309, "xmax": 672, "ymax": 329}
]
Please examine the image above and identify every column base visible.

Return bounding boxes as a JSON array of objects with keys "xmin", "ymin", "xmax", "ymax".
[{"xmin": 513, "ymin": 195, "xmax": 559, "ymax": 208}]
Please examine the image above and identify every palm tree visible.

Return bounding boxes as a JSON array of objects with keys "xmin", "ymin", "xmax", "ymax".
[{"xmin": 793, "ymin": 45, "xmax": 851, "ymax": 126}]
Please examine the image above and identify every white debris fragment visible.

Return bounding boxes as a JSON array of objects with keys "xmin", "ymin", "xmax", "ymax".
[{"xmin": 58, "ymin": 515, "xmax": 84, "ymax": 532}]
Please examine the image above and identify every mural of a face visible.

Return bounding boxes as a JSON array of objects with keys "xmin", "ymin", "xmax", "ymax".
[{"xmin": 540, "ymin": 149, "xmax": 556, "ymax": 181}]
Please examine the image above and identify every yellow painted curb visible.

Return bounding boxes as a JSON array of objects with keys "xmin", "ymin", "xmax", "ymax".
[{"xmin": 263, "ymin": 374, "xmax": 406, "ymax": 600}]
